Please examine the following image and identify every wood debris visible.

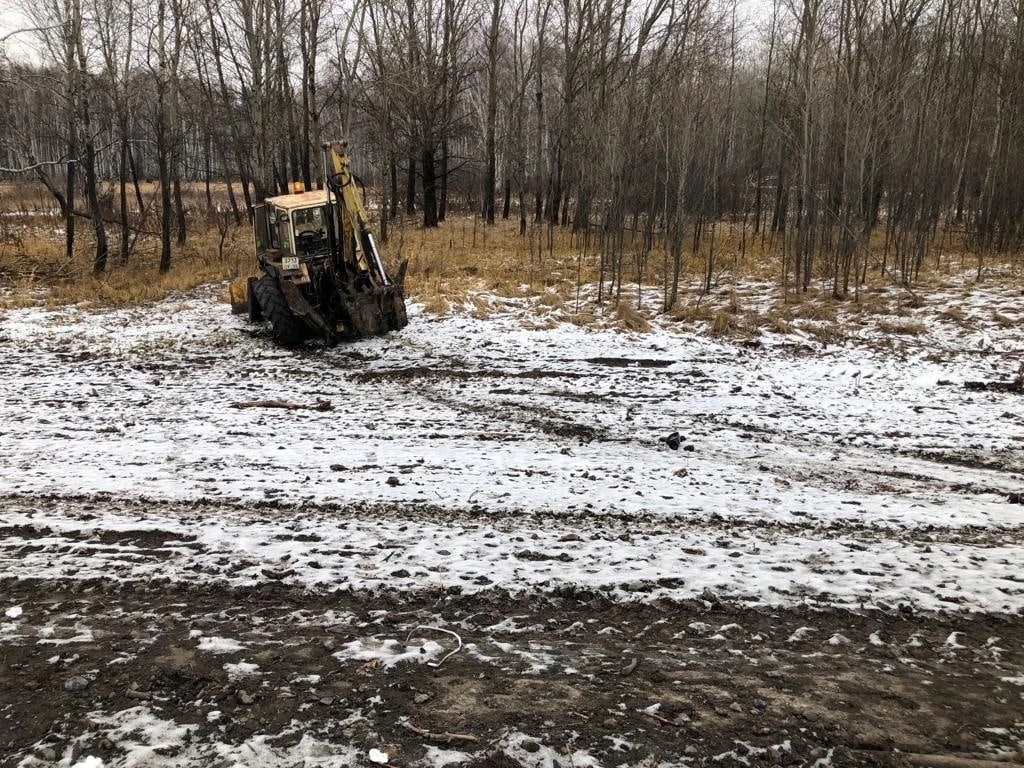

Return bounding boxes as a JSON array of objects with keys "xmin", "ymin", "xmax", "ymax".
[
  {"xmin": 230, "ymin": 399, "xmax": 333, "ymax": 411},
  {"xmin": 400, "ymin": 720, "xmax": 479, "ymax": 744}
]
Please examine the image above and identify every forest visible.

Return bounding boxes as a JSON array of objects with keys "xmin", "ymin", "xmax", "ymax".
[{"xmin": 1, "ymin": 0, "xmax": 1023, "ymax": 308}]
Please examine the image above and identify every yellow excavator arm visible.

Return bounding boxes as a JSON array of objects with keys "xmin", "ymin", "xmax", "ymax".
[{"xmin": 322, "ymin": 140, "xmax": 391, "ymax": 286}]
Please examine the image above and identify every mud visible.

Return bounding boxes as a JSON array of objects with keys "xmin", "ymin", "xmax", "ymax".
[{"xmin": 2, "ymin": 575, "xmax": 1023, "ymax": 768}]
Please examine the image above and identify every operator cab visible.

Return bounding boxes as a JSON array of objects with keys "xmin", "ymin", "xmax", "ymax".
[
  {"xmin": 254, "ymin": 190, "xmax": 333, "ymax": 261},
  {"xmin": 290, "ymin": 205, "xmax": 329, "ymax": 256}
]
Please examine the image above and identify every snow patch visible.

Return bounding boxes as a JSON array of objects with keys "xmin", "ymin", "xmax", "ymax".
[
  {"xmin": 223, "ymin": 661, "xmax": 260, "ymax": 680},
  {"xmin": 334, "ymin": 637, "xmax": 444, "ymax": 668},
  {"xmin": 196, "ymin": 636, "xmax": 246, "ymax": 654}
]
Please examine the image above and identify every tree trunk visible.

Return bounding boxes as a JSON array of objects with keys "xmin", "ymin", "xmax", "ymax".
[
  {"xmin": 118, "ymin": 130, "xmax": 130, "ymax": 264},
  {"xmin": 518, "ymin": 187, "xmax": 526, "ymax": 235},
  {"xmin": 380, "ymin": 157, "xmax": 390, "ymax": 244},
  {"xmin": 534, "ymin": 88, "xmax": 544, "ymax": 222},
  {"xmin": 406, "ymin": 154, "xmax": 416, "ymax": 214},
  {"xmin": 483, "ymin": 0, "xmax": 500, "ymax": 224},
  {"xmin": 173, "ymin": 173, "xmax": 186, "ymax": 246},
  {"xmin": 157, "ymin": 113, "xmax": 172, "ymax": 272},
  {"xmin": 64, "ymin": 13, "xmax": 78, "ymax": 265},
  {"xmin": 156, "ymin": 0, "xmax": 172, "ymax": 273},
  {"xmin": 81, "ymin": 127, "xmax": 109, "ymax": 273},
  {"xmin": 422, "ymin": 147, "xmax": 438, "ymax": 227},
  {"xmin": 390, "ymin": 154, "xmax": 398, "ymax": 219},
  {"xmin": 439, "ymin": 138, "xmax": 448, "ymax": 222}
]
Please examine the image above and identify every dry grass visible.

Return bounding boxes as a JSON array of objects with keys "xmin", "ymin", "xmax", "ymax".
[
  {"xmin": 1, "ymin": 224, "xmax": 252, "ymax": 309},
  {"xmin": 0, "ymin": 177, "xmax": 257, "ymax": 309},
  {"xmin": 992, "ymin": 310, "xmax": 1019, "ymax": 328},
  {"xmin": 762, "ymin": 309, "xmax": 795, "ymax": 335},
  {"xmin": 804, "ymin": 322, "xmax": 847, "ymax": 344},
  {"xmin": 3, "ymin": 184, "xmax": 1022, "ymax": 348},
  {"xmin": 667, "ymin": 301, "xmax": 716, "ymax": 326},
  {"xmin": 709, "ymin": 310, "xmax": 740, "ymax": 336},
  {"xmin": 537, "ymin": 290, "xmax": 566, "ymax": 310},
  {"xmin": 876, "ymin": 319, "xmax": 928, "ymax": 336},
  {"xmin": 787, "ymin": 298, "xmax": 838, "ymax": 322},
  {"xmin": 937, "ymin": 306, "xmax": 967, "ymax": 323},
  {"xmin": 615, "ymin": 300, "xmax": 651, "ymax": 332}
]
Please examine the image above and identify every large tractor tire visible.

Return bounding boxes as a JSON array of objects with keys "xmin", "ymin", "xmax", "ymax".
[
  {"xmin": 247, "ymin": 276, "xmax": 263, "ymax": 323},
  {"xmin": 251, "ymin": 276, "xmax": 309, "ymax": 346}
]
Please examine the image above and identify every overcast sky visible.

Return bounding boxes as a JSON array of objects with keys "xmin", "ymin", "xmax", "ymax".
[{"xmin": 0, "ymin": 7, "xmax": 36, "ymax": 63}]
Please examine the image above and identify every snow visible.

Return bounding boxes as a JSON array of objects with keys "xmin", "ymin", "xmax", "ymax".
[
  {"xmin": 787, "ymin": 626, "xmax": 816, "ymax": 642},
  {"xmin": 223, "ymin": 661, "xmax": 261, "ymax": 680},
  {"xmin": 334, "ymin": 637, "xmax": 445, "ymax": 668},
  {"xmin": 51, "ymin": 707, "xmax": 363, "ymax": 767},
  {"xmin": 501, "ymin": 731, "xmax": 602, "ymax": 768},
  {"xmin": 1, "ymin": 278, "xmax": 1024, "ymax": 767},
  {"xmin": 422, "ymin": 746, "xmax": 472, "ymax": 766},
  {"xmin": 196, "ymin": 636, "xmax": 246, "ymax": 654},
  {"xmin": 0, "ymin": 281, "xmax": 1021, "ymax": 613}
]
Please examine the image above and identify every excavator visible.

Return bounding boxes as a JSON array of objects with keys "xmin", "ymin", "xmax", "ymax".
[{"xmin": 230, "ymin": 140, "xmax": 408, "ymax": 346}]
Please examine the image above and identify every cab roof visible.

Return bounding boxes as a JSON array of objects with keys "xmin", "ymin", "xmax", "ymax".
[{"xmin": 264, "ymin": 189, "xmax": 329, "ymax": 211}]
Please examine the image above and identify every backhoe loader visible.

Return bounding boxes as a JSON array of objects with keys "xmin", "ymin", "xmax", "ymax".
[{"xmin": 230, "ymin": 140, "xmax": 408, "ymax": 346}]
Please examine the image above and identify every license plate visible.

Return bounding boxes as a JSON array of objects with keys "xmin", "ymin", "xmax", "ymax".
[{"xmin": 282, "ymin": 256, "xmax": 299, "ymax": 271}]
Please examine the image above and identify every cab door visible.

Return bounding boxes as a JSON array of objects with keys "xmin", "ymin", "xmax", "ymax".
[
  {"xmin": 265, "ymin": 206, "xmax": 294, "ymax": 254},
  {"xmin": 253, "ymin": 204, "xmax": 269, "ymax": 256}
]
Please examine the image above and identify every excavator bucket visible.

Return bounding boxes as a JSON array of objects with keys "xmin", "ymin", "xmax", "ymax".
[{"xmin": 334, "ymin": 280, "xmax": 409, "ymax": 340}]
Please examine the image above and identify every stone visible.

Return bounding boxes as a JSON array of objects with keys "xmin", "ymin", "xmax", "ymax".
[{"xmin": 64, "ymin": 676, "xmax": 89, "ymax": 692}]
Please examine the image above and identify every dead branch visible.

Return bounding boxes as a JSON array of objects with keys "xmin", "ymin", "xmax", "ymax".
[
  {"xmin": 644, "ymin": 711, "xmax": 689, "ymax": 728},
  {"xmin": 400, "ymin": 721, "xmax": 479, "ymax": 744},
  {"xmin": 0, "ymin": 25, "xmax": 66, "ymax": 45},
  {"xmin": 0, "ymin": 158, "xmax": 73, "ymax": 174},
  {"xmin": 24, "ymin": 151, "xmax": 160, "ymax": 237},
  {"xmin": 230, "ymin": 399, "xmax": 333, "ymax": 412}
]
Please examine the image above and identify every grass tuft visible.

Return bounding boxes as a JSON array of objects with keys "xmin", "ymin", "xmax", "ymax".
[
  {"xmin": 615, "ymin": 301, "xmax": 651, "ymax": 332},
  {"xmin": 877, "ymin": 319, "xmax": 927, "ymax": 336},
  {"xmin": 804, "ymin": 322, "xmax": 846, "ymax": 344}
]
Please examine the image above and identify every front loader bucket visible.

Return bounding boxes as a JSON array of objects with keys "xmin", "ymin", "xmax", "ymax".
[{"xmin": 228, "ymin": 279, "xmax": 249, "ymax": 314}]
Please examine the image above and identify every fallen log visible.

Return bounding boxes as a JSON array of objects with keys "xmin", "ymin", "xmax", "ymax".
[{"xmin": 230, "ymin": 399, "xmax": 333, "ymax": 411}]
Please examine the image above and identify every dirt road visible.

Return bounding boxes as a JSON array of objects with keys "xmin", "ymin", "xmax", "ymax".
[{"xmin": 2, "ymin": 496, "xmax": 1023, "ymax": 768}]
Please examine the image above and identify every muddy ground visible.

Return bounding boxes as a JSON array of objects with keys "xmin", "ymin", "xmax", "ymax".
[
  {"xmin": 1, "ymin": 543, "xmax": 1022, "ymax": 767},
  {"xmin": 2, "ymin": 285, "xmax": 1024, "ymax": 766}
]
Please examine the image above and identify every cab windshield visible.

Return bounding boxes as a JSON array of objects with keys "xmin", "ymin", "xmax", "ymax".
[{"xmin": 291, "ymin": 205, "xmax": 329, "ymax": 256}]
